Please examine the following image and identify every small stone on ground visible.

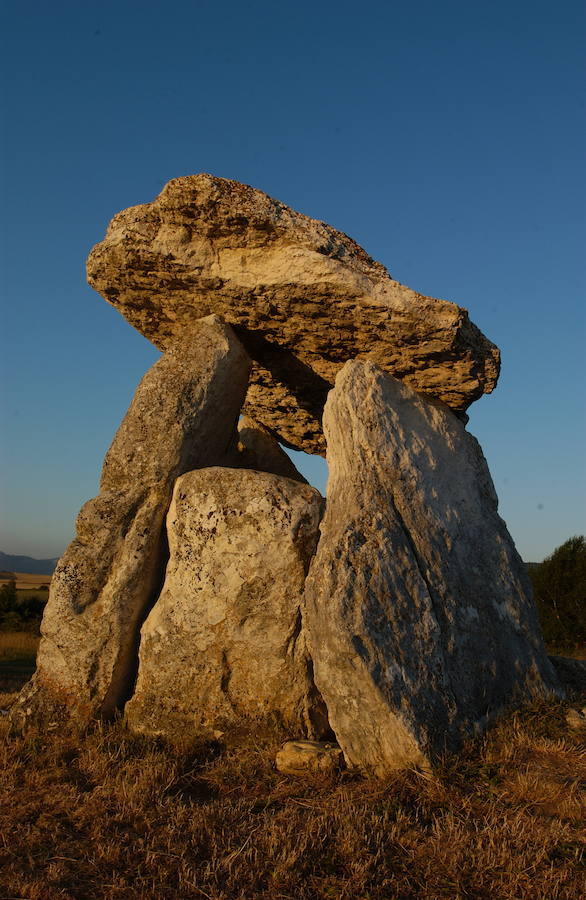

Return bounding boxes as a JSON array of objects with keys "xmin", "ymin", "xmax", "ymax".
[{"xmin": 276, "ymin": 740, "xmax": 344, "ymax": 776}]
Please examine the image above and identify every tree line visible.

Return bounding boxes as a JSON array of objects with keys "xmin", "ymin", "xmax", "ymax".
[{"xmin": 529, "ymin": 535, "xmax": 585, "ymax": 650}]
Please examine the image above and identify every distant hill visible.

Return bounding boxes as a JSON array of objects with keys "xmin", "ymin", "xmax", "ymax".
[{"xmin": 0, "ymin": 551, "xmax": 59, "ymax": 575}]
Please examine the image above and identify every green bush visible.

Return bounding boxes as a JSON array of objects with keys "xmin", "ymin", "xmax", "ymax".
[
  {"xmin": 0, "ymin": 581, "xmax": 47, "ymax": 633},
  {"xmin": 529, "ymin": 536, "xmax": 586, "ymax": 649},
  {"xmin": 0, "ymin": 581, "xmax": 18, "ymax": 619}
]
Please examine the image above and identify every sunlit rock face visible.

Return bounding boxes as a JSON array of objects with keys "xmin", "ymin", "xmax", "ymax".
[
  {"xmin": 304, "ymin": 360, "xmax": 561, "ymax": 776},
  {"xmin": 125, "ymin": 467, "xmax": 329, "ymax": 739},
  {"xmin": 87, "ymin": 173, "xmax": 500, "ymax": 454},
  {"xmin": 10, "ymin": 318, "xmax": 250, "ymax": 730}
]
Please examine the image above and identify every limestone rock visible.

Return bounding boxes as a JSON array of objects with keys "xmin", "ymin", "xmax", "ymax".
[
  {"xmin": 565, "ymin": 707, "xmax": 586, "ymax": 731},
  {"xmin": 125, "ymin": 467, "xmax": 328, "ymax": 738},
  {"xmin": 227, "ymin": 416, "xmax": 308, "ymax": 483},
  {"xmin": 11, "ymin": 318, "xmax": 250, "ymax": 729},
  {"xmin": 304, "ymin": 360, "xmax": 561, "ymax": 776},
  {"xmin": 87, "ymin": 173, "xmax": 500, "ymax": 454},
  {"xmin": 276, "ymin": 740, "xmax": 344, "ymax": 776}
]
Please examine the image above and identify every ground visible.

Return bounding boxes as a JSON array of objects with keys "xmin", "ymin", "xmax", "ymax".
[{"xmin": 0, "ymin": 634, "xmax": 584, "ymax": 899}]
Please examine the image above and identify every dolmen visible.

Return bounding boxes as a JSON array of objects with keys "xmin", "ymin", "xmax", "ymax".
[{"xmin": 11, "ymin": 175, "xmax": 561, "ymax": 775}]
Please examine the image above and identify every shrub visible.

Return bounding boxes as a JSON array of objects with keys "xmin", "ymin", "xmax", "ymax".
[
  {"xmin": 0, "ymin": 580, "xmax": 18, "ymax": 619},
  {"xmin": 530, "ymin": 536, "xmax": 586, "ymax": 648},
  {"xmin": 0, "ymin": 581, "xmax": 47, "ymax": 633}
]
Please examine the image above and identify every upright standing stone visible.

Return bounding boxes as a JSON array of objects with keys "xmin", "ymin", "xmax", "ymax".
[
  {"xmin": 11, "ymin": 317, "xmax": 250, "ymax": 729},
  {"xmin": 125, "ymin": 467, "xmax": 329, "ymax": 739},
  {"xmin": 304, "ymin": 360, "xmax": 561, "ymax": 776},
  {"xmin": 226, "ymin": 416, "xmax": 308, "ymax": 483}
]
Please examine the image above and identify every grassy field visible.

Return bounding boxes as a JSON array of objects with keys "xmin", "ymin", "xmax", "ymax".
[
  {"xmin": 0, "ymin": 643, "xmax": 584, "ymax": 900},
  {"xmin": 0, "ymin": 571, "xmax": 52, "ymax": 589},
  {"xmin": 15, "ymin": 588, "xmax": 50, "ymax": 599}
]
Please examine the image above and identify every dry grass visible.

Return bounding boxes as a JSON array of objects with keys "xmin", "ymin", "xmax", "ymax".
[
  {"xmin": 0, "ymin": 687, "xmax": 584, "ymax": 900},
  {"xmin": 0, "ymin": 631, "xmax": 40, "ymax": 659}
]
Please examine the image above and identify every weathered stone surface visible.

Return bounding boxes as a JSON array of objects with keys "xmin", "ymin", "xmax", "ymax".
[
  {"xmin": 226, "ymin": 416, "xmax": 308, "ymax": 483},
  {"xmin": 87, "ymin": 173, "xmax": 500, "ymax": 454},
  {"xmin": 276, "ymin": 740, "xmax": 344, "ymax": 776},
  {"xmin": 11, "ymin": 318, "xmax": 250, "ymax": 729},
  {"xmin": 304, "ymin": 360, "xmax": 561, "ymax": 776},
  {"xmin": 125, "ymin": 468, "xmax": 328, "ymax": 738}
]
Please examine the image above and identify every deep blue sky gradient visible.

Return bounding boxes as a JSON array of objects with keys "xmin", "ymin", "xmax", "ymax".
[{"xmin": 1, "ymin": 0, "xmax": 584, "ymax": 561}]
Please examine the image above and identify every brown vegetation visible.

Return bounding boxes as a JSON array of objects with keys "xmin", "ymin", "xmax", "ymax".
[{"xmin": 1, "ymin": 678, "xmax": 584, "ymax": 900}]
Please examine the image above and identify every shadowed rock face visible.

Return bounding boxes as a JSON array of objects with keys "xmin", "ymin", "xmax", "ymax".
[
  {"xmin": 304, "ymin": 360, "xmax": 561, "ymax": 776},
  {"xmin": 10, "ymin": 318, "xmax": 250, "ymax": 730},
  {"xmin": 87, "ymin": 173, "xmax": 500, "ymax": 454}
]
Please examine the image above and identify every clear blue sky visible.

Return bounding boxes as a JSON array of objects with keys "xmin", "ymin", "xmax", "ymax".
[{"xmin": 1, "ymin": 0, "xmax": 584, "ymax": 562}]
